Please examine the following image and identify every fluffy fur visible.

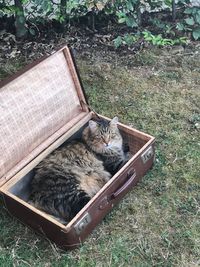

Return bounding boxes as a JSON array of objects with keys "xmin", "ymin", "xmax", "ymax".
[
  {"xmin": 82, "ymin": 117, "xmax": 128, "ymax": 175},
  {"xmin": 29, "ymin": 117, "xmax": 128, "ymax": 223}
]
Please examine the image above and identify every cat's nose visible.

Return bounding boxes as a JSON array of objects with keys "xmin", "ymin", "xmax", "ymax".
[{"xmin": 104, "ymin": 138, "xmax": 110, "ymax": 145}]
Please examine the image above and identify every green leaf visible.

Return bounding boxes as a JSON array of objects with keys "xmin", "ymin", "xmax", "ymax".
[
  {"xmin": 125, "ymin": 17, "xmax": 138, "ymax": 28},
  {"xmin": 126, "ymin": 2, "xmax": 134, "ymax": 11},
  {"xmin": 142, "ymin": 30, "xmax": 151, "ymax": 37},
  {"xmin": 118, "ymin": 17, "xmax": 126, "ymax": 23},
  {"xmin": 59, "ymin": 16, "xmax": 65, "ymax": 23},
  {"xmin": 29, "ymin": 28, "xmax": 36, "ymax": 35},
  {"xmin": 145, "ymin": 37, "xmax": 153, "ymax": 41},
  {"xmin": 123, "ymin": 34, "xmax": 136, "ymax": 46},
  {"xmin": 152, "ymin": 39, "xmax": 157, "ymax": 45},
  {"xmin": 185, "ymin": 17, "xmax": 195, "ymax": 26},
  {"xmin": 192, "ymin": 28, "xmax": 200, "ymax": 40},
  {"xmin": 116, "ymin": 11, "xmax": 125, "ymax": 18},
  {"xmin": 164, "ymin": 0, "xmax": 172, "ymax": 7},
  {"xmin": 195, "ymin": 13, "xmax": 200, "ymax": 24},
  {"xmin": 176, "ymin": 22, "xmax": 184, "ymax": 31},
  {"xmin": 35, "ymin": 0, "xmax": 43, "ymax": 4},
  {"xmin": 113, "ymin": 36, "xmax": 123, "ymax": 48},
  {"xmin": 184, "ymin": 8, "xmax": 193, "ymax": 15},
  {"xmin": 22, "ymin": 0, "xmax": 29, "ymax": 4},
  {"xmin": 46, "ymin": 10, "xmax": 53, "ymax": 16},
  {"xmin": 41, "ymin": 0, "xmax": 52, "ymax": 12}
]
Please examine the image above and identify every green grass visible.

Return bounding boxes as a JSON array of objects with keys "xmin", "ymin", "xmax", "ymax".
[{"xmin": 0, "ymin": 46, "xmax": 200, "ymax": 267}]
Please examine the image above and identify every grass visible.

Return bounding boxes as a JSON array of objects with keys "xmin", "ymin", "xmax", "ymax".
[{"xmin": 0, "ymin": 46, "xmax": 200, "ymax": 267}]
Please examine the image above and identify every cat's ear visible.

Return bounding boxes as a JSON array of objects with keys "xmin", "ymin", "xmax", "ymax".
[
  {"xmin": 89, "ymin": 120, "xmax": 98, "ymax": 132},
  {"xmin": 110, "ymin": 116, "xmax": 119, "ymax": 127}
]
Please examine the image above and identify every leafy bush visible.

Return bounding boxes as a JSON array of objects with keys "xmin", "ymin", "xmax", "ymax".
[
  {"xmin": 114, "ymin": 33, "xmax": 139, "ymax": 48},
  {"xmin": 113, "ymin": 31, "xmax": 188, "ymax": 49},
  {"xmin": 142, "ymin": 31, "xmax": 188, "ymax": 46},
  {"xmin": 0, "ymin": 0, "xmax": 199, "ymax": 43},
  {"xmin": 113, "ymin": 0, "xmax": 200, "ymax": 48},
  {"xmin": 176, "ymin": 6, "xmax": 200, "ymax": 40}
]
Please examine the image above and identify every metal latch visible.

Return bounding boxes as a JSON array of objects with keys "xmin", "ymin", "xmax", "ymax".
[
  {"xmin": 74, "ymin": 212, "xmax": 92, "ymax": 235},
  {"xmin": 141, "ymin": 146, "xmax": 154, "ymax": 164}
]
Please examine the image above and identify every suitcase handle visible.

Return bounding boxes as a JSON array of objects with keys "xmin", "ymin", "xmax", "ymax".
[{"xmin": 111, "ymin": 169, "xmax": 136, "ymax": 199}]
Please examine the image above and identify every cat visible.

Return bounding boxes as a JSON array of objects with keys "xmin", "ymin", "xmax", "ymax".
[
  {"xmin": 29, "ymin": 116, "xmax": 129, "ymax": 224},
  {"xmin": 82, "ymin": 117, "xmax": 128, "ymax": 175}
]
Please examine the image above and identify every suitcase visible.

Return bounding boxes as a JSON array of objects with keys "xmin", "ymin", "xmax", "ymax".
[{"xmin": 0, "ymin": 46, "xmax": 155, "ymax": 250}]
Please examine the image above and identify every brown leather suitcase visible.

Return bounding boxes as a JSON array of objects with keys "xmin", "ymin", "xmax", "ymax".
[{"xmin": 0, "ymin": 46, "xmax": 155, "ymax": 250}]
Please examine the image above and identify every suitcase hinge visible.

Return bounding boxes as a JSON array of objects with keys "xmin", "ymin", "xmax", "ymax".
[
  {"xmin": 141, "ymin": 146, "xmax": 154, "ymax": 164},
  {"xmin": 74, "ymin": 212, "xmax": 92, "ymax": 235}
]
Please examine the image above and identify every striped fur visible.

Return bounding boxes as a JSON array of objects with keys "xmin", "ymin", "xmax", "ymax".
[
  {"xmin": 29, "ymin": 117, "xmax": 127, "ymax": 223},
  {"xmin": 82, "ymin": 117, "xmax": 128, "ymax": 175}
]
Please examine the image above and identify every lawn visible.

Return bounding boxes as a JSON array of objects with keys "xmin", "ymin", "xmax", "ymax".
[{"xmin": 0, "ymin": 44, "xmax": 199, "ymax": 267}]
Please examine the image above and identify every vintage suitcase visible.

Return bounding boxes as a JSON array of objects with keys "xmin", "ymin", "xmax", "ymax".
[{"xmin": 0, "ymin": 46, "xmax": 155, "ymax": 250}]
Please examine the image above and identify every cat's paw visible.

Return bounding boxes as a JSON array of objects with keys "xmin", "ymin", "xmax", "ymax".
[
  {"xmin": 123, "ymin": 143, "xmax": 130, "ymax": 153},
  {"xmin": 102, "ymin": 170, "xmax": 112, "ymax": 182},
  {"xmin": 125, "ymin": 151, "xmax": 132, "ymax": 161}
]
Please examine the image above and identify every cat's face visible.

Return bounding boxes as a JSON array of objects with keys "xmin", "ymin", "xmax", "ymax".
[{"xmin": 85, "ymin": 117, "xmax": 123, "ymax": 154}]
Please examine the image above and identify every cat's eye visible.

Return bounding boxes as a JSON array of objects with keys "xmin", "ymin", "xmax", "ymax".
[
  {"xmin": 94, "ymin": 135, "xmax": 101, "ymax": 141},
  {"xmin": 111, "ymin": 133, "xmax": 116, "ymax": 138}
]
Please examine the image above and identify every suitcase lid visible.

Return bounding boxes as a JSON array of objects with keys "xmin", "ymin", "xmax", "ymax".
[{"xmin": 0, "ymin": 46, "xmax": 89, "ymax": 187}]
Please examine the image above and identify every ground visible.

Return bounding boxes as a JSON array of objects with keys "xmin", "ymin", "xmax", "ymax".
[{"xmin": 0, "ymin": 38, "xmax": 200, "ymax": 266}]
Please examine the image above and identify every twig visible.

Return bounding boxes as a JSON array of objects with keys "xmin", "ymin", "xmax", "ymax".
[
  {"xmin": 27, "ymin": 17, "xmax": 41, "ymax": 37},
  {"xmin": 172, "ymin": 0, "xmax": 176, "ymax": 21}
]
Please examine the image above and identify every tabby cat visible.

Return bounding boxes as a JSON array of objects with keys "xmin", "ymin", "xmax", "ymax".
[{"xmin": 29, "ymin": 117, "xmax": 129, "ymax": 224}]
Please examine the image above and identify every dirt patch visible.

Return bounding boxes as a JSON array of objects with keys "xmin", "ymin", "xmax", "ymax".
[{"xmin": 0, "ymin": 28, "xmax": 199, "ymax": 78}]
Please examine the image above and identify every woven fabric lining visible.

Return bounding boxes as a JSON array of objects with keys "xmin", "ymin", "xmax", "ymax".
[{"xmin": 0, "ymin": 50, "xmax": 84, "ymax": 184}]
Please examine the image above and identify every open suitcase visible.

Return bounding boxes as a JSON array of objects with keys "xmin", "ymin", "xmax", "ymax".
[{"xmin": 0, "ymin": 46, "xmax": 155, "ymax": 250}]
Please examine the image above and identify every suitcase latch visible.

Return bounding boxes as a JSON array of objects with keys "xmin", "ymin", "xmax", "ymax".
[
  {"xmin": 141, "ymin": 146, "xmax": 154, "ymax": 164},
  {"xmin": 74, "ymin": 212, "xmax": 92, "ymax": 235}
]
